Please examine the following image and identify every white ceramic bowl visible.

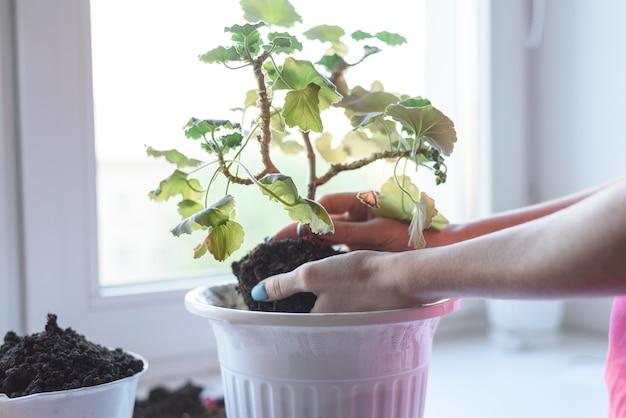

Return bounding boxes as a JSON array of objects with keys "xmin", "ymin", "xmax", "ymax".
[{"xmin": 0, "ymin": 351, "xmax": 147, "ymax": 418}]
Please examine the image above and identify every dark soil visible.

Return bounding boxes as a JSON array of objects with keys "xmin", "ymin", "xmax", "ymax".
[
  {"xmin": 232, "ymin": 238, "xmax": 342, "ymax": 312},
  {"xmin": 0, "ymin": 313, "xmax": 144, "ymax": 398},
  {"xmin": 133, "ymin": 382, "xmax": 226, "ymax": 418}
]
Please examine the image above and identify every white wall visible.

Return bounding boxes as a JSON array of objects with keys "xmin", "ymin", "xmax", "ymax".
[
  {"xmin": 489, "ymin": 0, "xmax": 532, "ymax": 212},
  {"xmin": 528, "ymin": 0, "xmax": 626, "ymax": 198},
  {"xmin": 506, "ymin": 0, "xmax": 626, "ymax": 334}
]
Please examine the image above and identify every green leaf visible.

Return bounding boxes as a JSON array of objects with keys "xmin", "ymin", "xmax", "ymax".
[
  {"xmin": 342, "ymin": 131, "xmax": 386, "ymax": 158},
  {"xmin": 351, "ymin": 30, "xmax": 374, "ymax": 41},
  {"xmin": 201, "ymin": 132, "xmax": 244, "ymax": 154},
  {"xmin": 148, "ymin": 169, "xmax": 204, "ymax": 203},
  {"xmin": 268, "ymin": 32, "xmax": 303, "ymax": 54},
  {"xmin": 372, "ymin": 176, "xmax": 439, "ymax": 249},
  {"xmin": 177, "ymin": 199, "xmax": 204, "ymax": 219},
  {"xmin": 315, "ymin": 132, "xmax": 348, "ymax": 163},
  {"xmin": 273, "ymin": 58, "xmax": 342, "ymax": 110},
  {"xmin": 171, "ymin": 195, "xmax": 236, "ymax": 235},
  {"xmin": 258, "ymin": 174, "xmax": 334, "ymax": 234},
  {"xmin": 270, "ymin": 130, "xmax": 304, "ymax": 154},
  {"xmin": 362, "ymin": 45, "xmax": 382, "ymax": 59},
  {"xmin": 228, "ymin": 22, "xmax": 265, "ymax": 57},
  {"xmin": 373, "ymin": 176, "xmax": 418, "ymax": 221},
  {"xmin": 374, "ymin": 31, "xmax": 407, "ymax": 46},
  {"xmin": 199, "ymin": 46, "xmax": 241, "ymax": 64},
  {"xmin": 288, "ymin": 198, "xmax": 334, "ymax": 234},
  {"xmin": 407, "ymin": 191, "xmax": 437, "ymax": 249},
  {"xmin": 184, "ymin": 118, "xmax": 240, "ymax": 140},
  {"xmin": 203, "ymin": 220, "xmax": 245, "ymax": 261},
  {"xmin": 430, "ymin": 212, "xmax": 450, "ymax": 231},
  {"xmin": 193, "ymin": 241, "xmax": 208, "ymax": 259},
  {"xmin": 258, "ymin": 173, "xmax": 299, "ymax": 205},
  {"xmin": 243, "ymin": 89, "xmax": 258, "ymax": 108},
  {"xmin": 342, "ymin": 89, "xmax": 400, "ymax": 115},
  {"xmin": 303, "ymin": 25, "xmax": 345, "ymax": 42},
  {"xmin": 146, "ymin": 147, "xmax": 203, "ymax": 168},
  {"xmin": 274, "ymin": 58, "xmax": 342, "ymax": 132},
  {"xmin": 385, "ymin": 99, "xmax": 457, "ymax": 156},
  {"xmin": 171, "ymin": 195, "xmax": 244, "ymax": 261},
  {"xmin": 316, "ymin": 54, "xmax": 348, "ymax": 73},
  {"xmin": 283, "ymin": 84, "xmax": 323, "ymax": 132},
  {"xmin": 228, "ymin": 21, "xmax": 266, "ymax": 37},
  {"xmin": 350, "ymin": 30, "xmax": 406, "ymax": 46},
  {"xmin": 351, "ymin": 111, "xmax": 384, "ymax": 128},
  {"xmin": 270, "ymin": 108, "xmax": 286, "ymax": 132},
  {"xmin": 240, "ymin": 0, "xmax": 302, "ymax": 27}
]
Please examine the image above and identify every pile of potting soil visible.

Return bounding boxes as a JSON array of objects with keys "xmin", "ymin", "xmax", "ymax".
[
  {"xmin": 0, "ymin": 313, "xmax": 144, "ymax": 398},
  {"xmin": 133, "ymin": 381, "xmax": 226, "ymax": 418}
]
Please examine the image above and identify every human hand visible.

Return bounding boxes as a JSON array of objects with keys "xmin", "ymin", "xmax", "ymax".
[
  {"xmin": 251, "ymin": 250, "xmax": 424, "ymax": 313},
  {"xmin": 271, "ymin": 192, "xmax": 461, "ymax": 251},
  {"xmin": 271, "ymin": 192, "xmax": 414, "ymax": 252}
]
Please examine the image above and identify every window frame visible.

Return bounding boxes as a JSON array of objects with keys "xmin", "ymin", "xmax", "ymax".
[
  {"xmin": 0, "ymin": 0, "xmax": 23, "ymax": 335},
  {"xmin": 10, "ymin": 0, "xmax": 491, "ymax": 383},
  {"xmin": 13, "ymin": 0, "xmax": 220, "ymax": 381}
]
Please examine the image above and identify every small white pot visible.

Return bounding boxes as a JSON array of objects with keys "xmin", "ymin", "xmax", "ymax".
[
  {"xmin": 0, "ymin": 352, "xmax": 147, "ymax": 418},
  {"xmin": 486, "ymin": 299, "xmax": 565, "ymax": 350},
  {"xmin": 185, "ymin": 282, "xmax": 461, "ymax": 418}
]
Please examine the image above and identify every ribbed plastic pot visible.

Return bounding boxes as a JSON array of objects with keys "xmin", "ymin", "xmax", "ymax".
[
  {"xmin": 185, "ymin": 282, "xmax": 461, "ymax": 418},
  {"xmin": 0, "ymin": 352, "xmax": 147, "ymax": 418}
]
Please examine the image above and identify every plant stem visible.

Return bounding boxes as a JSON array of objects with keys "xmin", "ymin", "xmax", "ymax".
[
  {"xmin": 253, "ymin": 54, "xmax": 279, "ymax": 175},
  {"xmin": 314, "ymin": 149, "xmax": 414, "ymax": 189},
  {"xmin": 301, "ymin": 131, "xmax": 318, "ymax": 199}
]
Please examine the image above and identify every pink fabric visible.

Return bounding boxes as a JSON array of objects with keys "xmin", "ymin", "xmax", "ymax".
[{"xmin": 606, "ymin": 296, "xmax": 626, "ymax": 417}]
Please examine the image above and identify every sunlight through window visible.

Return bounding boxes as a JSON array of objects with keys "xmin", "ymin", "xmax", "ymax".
[{"xmin": 90, "ymin": 1, "xmax": 474, "ymax": 287}]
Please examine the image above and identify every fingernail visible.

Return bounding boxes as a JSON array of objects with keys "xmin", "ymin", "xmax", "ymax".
[{"xmin": 251, "ymin": 283, "xmax": 268, "ymax": 301}]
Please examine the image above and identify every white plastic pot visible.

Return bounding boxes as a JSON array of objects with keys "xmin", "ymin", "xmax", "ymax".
[
  {"xmin": 0, "ymin": 352, "xmax": 147, "ymax": 418},
  {"xmin": 185, "ymin": 282, "xmax": 461, "ymax": 418},
  {"xmin": 486, "ymin": 299, "xmax": 564, "ymax": 350}
]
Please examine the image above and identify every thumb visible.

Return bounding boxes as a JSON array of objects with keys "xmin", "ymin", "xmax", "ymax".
[{"xmin": 250, "ymin": 272, "xmax": 305, "ymax": 302}]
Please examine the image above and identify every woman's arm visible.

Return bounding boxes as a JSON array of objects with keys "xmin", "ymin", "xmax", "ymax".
[
  {"xmin": 271, "ymin": 177, "xmax": 624, "ymax": 251},
  {"xmin": 256, "ymin": 176, "xmax": 626, "ymax": 312},
  {"xmin": 426, "ymin": 176, "xmax": 625, "ymax": 247}
]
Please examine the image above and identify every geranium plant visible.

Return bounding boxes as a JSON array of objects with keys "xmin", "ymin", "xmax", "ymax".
[{"xmin": 148, "ymin": 0, "xmax": 457, "ymax": 263}]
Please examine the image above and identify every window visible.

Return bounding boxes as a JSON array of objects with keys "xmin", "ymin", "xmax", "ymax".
[
  {"xmin": 10, "ymin": 0, "xmax": 487, "ymax": 382},
  {"xmin": 90, "ymin": 0, "xmax": 429, "ymax": 287}
]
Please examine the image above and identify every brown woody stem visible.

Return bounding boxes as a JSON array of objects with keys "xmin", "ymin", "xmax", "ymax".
[
  {"xmin": 313, "ymin": 149, "xmax": 414, "ymax": 189},
  {"xmin": 301, "ymin": 131, "xmax": 318, "ymax": 199},
  {"xmin": 253, "ymin": 54, "xmax": 279, "ymax": 175}
]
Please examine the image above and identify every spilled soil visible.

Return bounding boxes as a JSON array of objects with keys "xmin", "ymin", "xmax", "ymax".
[
  {"xmin": 0, "ymin": 313, "xmax": 144, "ymax": 398},
  {"xmin": 133, "ymin": 382, "xmax": 226, "ymax": 418}
]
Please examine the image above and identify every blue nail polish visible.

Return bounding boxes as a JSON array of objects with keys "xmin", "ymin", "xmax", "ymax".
[{"xmin": 251, "ymin": 283, "xmax": 268, "ymax": 301}]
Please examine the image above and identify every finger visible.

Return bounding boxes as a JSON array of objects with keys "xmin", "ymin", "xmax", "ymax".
[
  {"xmin": 321, "ymin": 219, "xmax": 391, "ymax": 250},
  {"xmin": 250, "ymin": 272, "xmax": 306, "ymax": 302},
  {"xmin": 269, "ymin": 222, "xmax": 300, "ymax": 242},
  {"xmin": 318, "ymin": 193, "xmax": 371, "ymax": 221}
]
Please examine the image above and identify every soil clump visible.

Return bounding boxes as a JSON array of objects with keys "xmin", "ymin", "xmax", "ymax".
[{"xmin": 232, "ymin": 238, "xmax": 342, "ymax": 312}]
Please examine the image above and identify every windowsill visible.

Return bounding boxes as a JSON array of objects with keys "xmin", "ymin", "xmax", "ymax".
[
  {"xmin": 426, "ymin": 330, "xmax": 609, "ymax": 417},
  {"xmin": 138, "ymin": 326, "xmax": 609, "ymax": 418}
]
